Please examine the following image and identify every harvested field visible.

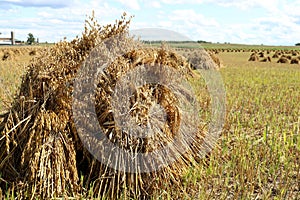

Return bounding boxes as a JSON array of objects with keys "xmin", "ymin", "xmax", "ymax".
[{"xmin": 0, "ymin": 17, "xmax": 299, "ymax": 200}]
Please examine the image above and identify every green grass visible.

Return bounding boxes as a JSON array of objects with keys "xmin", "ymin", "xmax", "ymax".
[
  {"xmin": 176, "ymin": 52, "xmax": 300, "ymax": 199},
  {"xmin": 0, "ymin": 47, "xmax": 299, "ymax": 199},
  {"xmin": 155, "ymin": 51, "xmax": 300, "ymax": 199}
]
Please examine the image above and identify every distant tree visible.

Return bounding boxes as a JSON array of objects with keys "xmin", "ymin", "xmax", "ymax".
[
  {"xmin": 197, "ymin": 40, "xmax": 211, "ymax": 44},
  {"xmin": 295, "ymin": 43, "xmax": 300, "ymax": 46},
  {"xmin": 27, "ymin": 33, "xmax": 35, "ymax": 45}
]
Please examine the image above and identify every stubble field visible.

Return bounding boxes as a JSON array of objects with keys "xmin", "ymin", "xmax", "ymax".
[{"xmin": 0, "ymin": 44, "xmax": 299, "ymax": 199}]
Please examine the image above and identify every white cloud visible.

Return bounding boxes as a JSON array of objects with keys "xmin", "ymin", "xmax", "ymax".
[
  {"xmin": 170, "ymin": 9, "xmax": 219, "ymax": 27},
  {"xmin": 251, "ymin": 13, "xmax": 300, "ymax": 45},
  {"xmin": 157, "ymin": 21, "xmax": 173, "ymax": 28},
  {"xmin": 159, "ymin": 0, "xmax": 281, "ymax": 12},
  {"xmin": 130, "ymin": 28, "xmax": 191, "ymax": 41},
  {"xmin": 0, "ymin": 0, "xmax": 75, "ymax": 8},
  {"xmin": 154, "ymin": 0, "xmax": 300, "ymax": 45},
  {"xmin": 282, "ymin": 2, "xmax": 300, "ymax": 17},
  {"xmin": 137, "ymin": 9, "xmax": 220, "ymax": 42},
  {"xmin": 209, "ymin": 0, "xmax": 282, "ymax": 13},
  {"xmin": 37, "ymin": 11, "xmax": 52, "ymax": 18},
  {"xmin": 161, "ymin": 0, "xmax": 205, "ymax": 4},
  {"xmin": 1, "ymin": 0, "xmax": 300, "ymax": 45},
  {"xmin": 115, "ymin": 0, "xmax": 140, "ymax": 10},
  {"xmin": 147, "ymin": 1, "xmax": 161, "ymax": 8},
  {"xmin": 0, "ymin": 1, "xmax": 126, "ymax": 42}
]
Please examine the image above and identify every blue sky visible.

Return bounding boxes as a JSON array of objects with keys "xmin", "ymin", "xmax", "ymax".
[{"xmin": 0, "ymin": 0, "xmax": 300, "ymax": 45}]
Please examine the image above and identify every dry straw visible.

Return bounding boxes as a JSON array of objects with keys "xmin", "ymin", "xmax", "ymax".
[
  {"xmin": 2, "ymin": 50, "xmax": 13, "ymax": 61},
  {"xmin": 258, "ymin": 52, "xmax": 264, "ymax": 58},
  {"xmin": 260, "ymin": 56, "xmax": 271, "ymax": 62},
  {"xmin": 0, "ymin": 12, "xmax": 217, "ymax": 199},
  {"xmin": 277, "ymin": 56, "xmax": 289, "ymax": 64},
  {"xmin": 248, "ymin": 53, "xmax": 259, "ymax": 61},
  {"xmin": 290, "ymin": 58, "xmax": 299, "ymax": 64},
  {"xmin": 180, "ymin": 49, "xmax": 222, "ymax": 69}
]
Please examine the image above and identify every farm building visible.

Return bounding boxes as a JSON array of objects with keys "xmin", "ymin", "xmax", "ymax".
[{"xmin": 0, "ymin": 31, "xmax": 22, "ymax": 45}]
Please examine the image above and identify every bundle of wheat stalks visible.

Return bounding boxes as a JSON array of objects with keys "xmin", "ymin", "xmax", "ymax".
[{"xmin": 0, "ymin": 13, "xmax": 218, "ymax": 199}]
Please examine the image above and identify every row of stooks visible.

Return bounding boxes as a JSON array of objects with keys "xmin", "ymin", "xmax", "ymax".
[{"xmin": 248, "ymin": 50, "xmax": 300, "ymax": 64}]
